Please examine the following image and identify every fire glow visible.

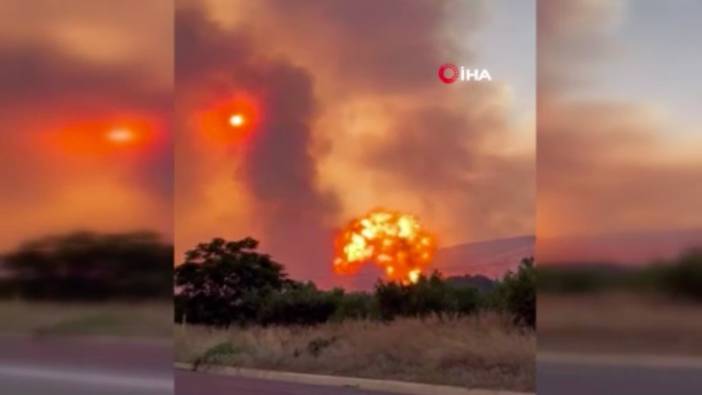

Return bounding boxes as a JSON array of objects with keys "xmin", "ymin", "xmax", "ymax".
[{"xmin": 333, "ymin": 209, "xmax": 437, "ymax": 284}]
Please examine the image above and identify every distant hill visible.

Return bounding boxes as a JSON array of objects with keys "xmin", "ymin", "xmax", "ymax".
[
  {"xmin": 332, "ymin": 235, "xmax": 534, "ymax": 290},
  {"xmin": 434, "ymin": 235, "xmax": 535, "ymax": 279},
  {"xmin": 537, "ymin": 228, "xmax": 702, "ymax": 265}
]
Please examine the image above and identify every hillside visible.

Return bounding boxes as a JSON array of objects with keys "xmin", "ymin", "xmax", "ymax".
[
  {"xmin": 537, "ymin": 228, "xmax": 702, "ymax": 265},
  {"xmin": 435, "ymin": 235, "xmax": 535, "ymax": 279},
  {"xmin": 334, "ymin": 235, "xmax": 535, "ymax": 290}
]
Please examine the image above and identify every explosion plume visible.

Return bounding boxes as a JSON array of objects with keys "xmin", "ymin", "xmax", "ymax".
[{"xmin": 333, "ymin": 209, "xmax": 437, "ymax": 284}]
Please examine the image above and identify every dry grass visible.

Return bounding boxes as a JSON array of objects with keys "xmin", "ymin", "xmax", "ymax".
[
  {"xmin": 175, "ymin": 314, "xmax": 535, "ymax": 392},
  {"xmin": 0, "ymin": 300, "xmax": 172, "ymax": 338},
  {"xmin": 539, "ymin": 292, "xmax": 702, "ymax": 355}
]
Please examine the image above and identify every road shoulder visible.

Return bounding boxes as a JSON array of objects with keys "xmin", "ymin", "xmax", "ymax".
[{"xmin": 174, "ymin": 362, "xmax": 532, "ymax": 395}]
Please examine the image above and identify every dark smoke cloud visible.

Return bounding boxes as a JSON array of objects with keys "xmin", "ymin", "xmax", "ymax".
[
  {"xmin": 175, "ymin": 7, "xmax": 338, "ymax": 280},
  {"xmin": 246, "ymin": 0, "xmax": 485, "ymax": 96},
  {"xmin": 365, "ymin": 100, "xmax": 534, "ymax": 242},
  {"xmin": 537, "ymin": 0, "xmax": 623, "ymax": 96},
  {"xmin": 247, "ymin": 0, "xmax": 533, "ymax": 243},
  {"xmin": 175, "ymin": 8, "xmax": 251, "ymax": 83}
]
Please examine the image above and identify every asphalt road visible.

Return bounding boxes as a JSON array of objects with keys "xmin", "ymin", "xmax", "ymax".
[
  {"xmin": 0, "ymin": 335, "xmax": 172, "ymax": 395},
  {"xmin": 3, "ymin": 336, "xmax": 702, "ymax": 395},
  {"xmin": 176, "ymin": 357, "xmax": 702, "ymax": 395},
  {"xmin": 537, "ymin": 355, "xmax": 702, "ymax": 395},
  {"xmin": 175, "ymin": 370, "xmax": 399, "ymax": 395}
]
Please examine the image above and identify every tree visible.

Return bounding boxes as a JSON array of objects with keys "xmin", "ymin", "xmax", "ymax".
[
  {"xmin": 2, "ymin": 231, "xmax": 171, "ymax": 300},
  {"xmin": 497, "ymin": 257, "xmax": 536, "ymax": 328},
  {"xmin": 174, "ymin": 237, "xmax": 288, "ymax": 327}
]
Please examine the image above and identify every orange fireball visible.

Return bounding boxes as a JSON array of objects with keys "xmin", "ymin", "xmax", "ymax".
[{"xmin": 333, "ymin": 209, "xmax": 437, "ymax": 284}]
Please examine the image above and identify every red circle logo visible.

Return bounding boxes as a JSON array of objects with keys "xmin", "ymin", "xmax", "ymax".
[{"xmin": 438, "ymin": 63, "xmax": 459, "ymax": 84}]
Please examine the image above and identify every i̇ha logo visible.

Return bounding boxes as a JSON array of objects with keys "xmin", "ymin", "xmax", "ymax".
[{"xmin": 438, "ymin": 63, "xmax": 492, "ymax": 84}]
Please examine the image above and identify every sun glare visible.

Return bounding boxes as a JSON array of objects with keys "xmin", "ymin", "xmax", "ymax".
[
  {"xmin": 106, "ymin": 128, "xmax": 135, "ymax": 143},
  {"xmin": 196, "ymin": 94, "xmax": 261, "ymax": 146},
  {"xmin": 229, "ymin": 114, "xmax": 245, "ymax": 127}
]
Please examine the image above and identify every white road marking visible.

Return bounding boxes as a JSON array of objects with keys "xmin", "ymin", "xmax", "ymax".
[{"xmin": 0, "ymin": 364, "xmax": 173, "ymax": 391}]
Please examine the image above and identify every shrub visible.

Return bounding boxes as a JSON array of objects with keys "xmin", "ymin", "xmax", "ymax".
[
  {"xmin": 330, "ymin": 290, "xmax": 378, "ymax": 321},
  {"xmin": 496, "ymin": 258, "xmax": 536, "ymax": 328},
  {"xmin": 258, "ymin": 282, "xmax": 337, "ymax": 326},
  {"xmin": 658, "ymin": 249, "xmax": 702, "ymax": 301},
  {"xmin": 446, "ymin": 285, "xmax": 481, "ymax": 316},
  {"xmin": 537, "ymin": 249, "xmax": 702, "ymax": 303},
  {"xmin": 193, "ymin": 342, "xmax": 240, "ymax": 370},
  {"xmin": 375, "ymin": 271, "xmax": 483, "ymax": 320},
  {"xmin": 375, "ymin": 281, "xmax": 406, "ymax": 320}
]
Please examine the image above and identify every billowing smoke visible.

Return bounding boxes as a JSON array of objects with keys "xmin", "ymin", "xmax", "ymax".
[{"xmin": 175, "ymin": 7, "xmax": 338, "ymax": 278}]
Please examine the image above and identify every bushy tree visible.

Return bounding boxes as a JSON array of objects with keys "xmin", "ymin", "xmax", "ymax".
[{"xmin": 174, "ymin": 237, "xmax": 287, "ymax": 327}]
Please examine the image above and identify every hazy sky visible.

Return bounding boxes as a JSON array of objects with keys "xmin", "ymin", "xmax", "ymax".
[
  {"xmin": 577, "ymin": 0, "xmax": 702, "ymax": 130},
  {"xmin": 175, "ymin": 0, "xmax": 535, "ymax": 285},
  {"xmin": 538, "ymin": 0, "xmax": 702, "ymax": 240},
  {"xmin": 0, "ymin": 0, "xmax": 173, "ymax": 251}
]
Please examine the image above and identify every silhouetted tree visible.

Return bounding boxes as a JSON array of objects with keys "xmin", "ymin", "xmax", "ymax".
[
  {"xmin": 173, "ymin": 236, "xmax": 537, "ymax": 328},
  {"xmin": 174, "ymin": 237, "xmax": 288, "ymax": 327}
]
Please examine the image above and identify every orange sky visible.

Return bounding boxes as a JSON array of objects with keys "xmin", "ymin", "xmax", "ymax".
[
  {"xmin": 0, "ymin": 0, "xmax": 173, "ymax": 251},
  {"xmin": 174, "ymin": 1, "xmax": 535, "ymax": 284},
  {"xmin": 4, "ymin": 0, "xmax": 696, "ymax": 271}
]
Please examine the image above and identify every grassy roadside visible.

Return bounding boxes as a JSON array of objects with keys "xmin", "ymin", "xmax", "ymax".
[
  {"xmin": 0, "ymin": 300, "xmax": 172, "ymax": 339},
  {"xmin": 175, "ymin": 314, "xmax": 535, "ymax": 392},
  {"xmin": 539, "ymin": 292, "xmax": 702, "ymax": 356}
]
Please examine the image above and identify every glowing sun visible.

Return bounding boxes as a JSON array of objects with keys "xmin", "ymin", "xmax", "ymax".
[
  {"xmin": 106, "ymin": 128, "xmax": 135, "ymax": 143},
  {"xmin": 228, "ymin": 114, "xmax": 245, "ymax": 128}
]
